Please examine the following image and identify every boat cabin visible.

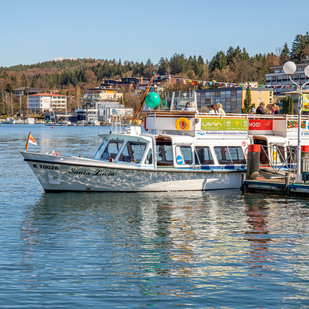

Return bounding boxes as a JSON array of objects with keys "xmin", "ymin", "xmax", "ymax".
[{"xmin": 93, "ymin": 129, "xmax": 247, "ymax": 171}]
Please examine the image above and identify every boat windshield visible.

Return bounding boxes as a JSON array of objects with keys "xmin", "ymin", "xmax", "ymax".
[
  {"xmin": 101, "ymin": 139, "xmax": 124, "ymax": 161},
  {"xmin": 156, "ymin": 138, "xmax": 173, "ymax": 166},
  {"xmin": 118, "ymin": 141, "xmax": 147, "ymax": 163}
]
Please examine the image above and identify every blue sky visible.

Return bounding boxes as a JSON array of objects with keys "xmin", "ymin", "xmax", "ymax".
[{"xmin": 1, "ymin": 0, "xmax": 309, "ymax": 67}]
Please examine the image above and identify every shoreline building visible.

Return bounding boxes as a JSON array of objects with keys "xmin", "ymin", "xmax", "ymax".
[
  {"xmin": 266, "ymin": 59, "xmax": 309, "ymax": 95},
  {"xmin": 76, "ymin": 87, "xmax": 132, "ymax": 123},
  {"xmin": 27, "ymin": 93, "xmax": 67, "ymax": 113},
  {"xmin": 196, "ymin": 84, "xmax": 273, "ymax": 113}
]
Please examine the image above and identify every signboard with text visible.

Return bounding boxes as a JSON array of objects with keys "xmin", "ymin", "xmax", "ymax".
[
  {"xmin": 302, "ymin": 94, "xmax": 309, "ymax": 112},
  {"xmin": 248, "ymin": 119, "xmax": 273, "ymax": 131},
  {"xmin": 200, "ymin": 118, "xmax": 248, "ymax": 131}
]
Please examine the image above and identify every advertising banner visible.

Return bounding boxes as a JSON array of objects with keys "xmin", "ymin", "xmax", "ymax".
[
  {"xmin": 248, "ymin": 119, "xmax": 273, "ymax": 131},
  {"xmin": 302, "ymin": 94, "xmax": 309, "ymax": 112},
  {"xmin": 287, "ymin": 120, "xmax": 306, "ymax": 129},
  {"xmin": 200, "ymin": 118, "xmax": 248, "ymax": 131}
]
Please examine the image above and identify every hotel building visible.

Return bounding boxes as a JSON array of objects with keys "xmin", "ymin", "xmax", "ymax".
[{"xmin": 28, "ymin": 93, "xmax": 67, "ymax": 113}]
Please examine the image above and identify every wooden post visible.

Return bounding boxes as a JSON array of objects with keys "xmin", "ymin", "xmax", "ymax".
[
  {"xmin": 246, "ymin": 144, "xmax": 261, "ymax": 180},
  {"xmin": 25, "ymin": 131, "xmax": 31, "ymax": 151}
]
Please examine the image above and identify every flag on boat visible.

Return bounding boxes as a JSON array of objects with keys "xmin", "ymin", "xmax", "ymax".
[
  {"xmin": 29, "ymin": 134, "xmax": 37, "ymax": 146},
  {"xmin": 25, "ymin": 132, "xmax": 37, "ymax": 151}
]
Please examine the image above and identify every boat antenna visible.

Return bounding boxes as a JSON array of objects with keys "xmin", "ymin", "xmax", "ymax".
[{"xmin": 132, "ymin": 72, "xmax": 156, "ymax": 123}]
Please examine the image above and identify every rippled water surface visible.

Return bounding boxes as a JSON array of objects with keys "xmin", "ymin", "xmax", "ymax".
[{"xmin": 1, "ymin": 124, "xmax": 309, "ymax": 308}]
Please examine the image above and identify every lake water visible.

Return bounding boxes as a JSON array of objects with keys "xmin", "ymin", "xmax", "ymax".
[{"xmin": 1, "ymin": 124, "xmax": 309, "ymax": 308}]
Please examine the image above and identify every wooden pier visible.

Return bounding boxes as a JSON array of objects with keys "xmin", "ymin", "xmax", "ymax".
[
  {"xmin": 242, "ymin": 143, "xmax": 309, "ymax": 197},
  {"xmin": 242, "ymin": 171, "xmax": 309, "ymax": 197}
]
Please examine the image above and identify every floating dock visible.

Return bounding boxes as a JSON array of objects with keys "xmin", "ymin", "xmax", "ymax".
[
  {"xmin": 242, "ymin": 178, "xmax": 309, "ymax": 196},
  {"xmin": 242, "ymin": 143, "xmax": 309, "ymax": 197}
]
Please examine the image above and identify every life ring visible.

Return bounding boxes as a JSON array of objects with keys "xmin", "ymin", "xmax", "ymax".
[{"xmin": 175, "ymin": 117, "xmax": 190, "ymax": 131}]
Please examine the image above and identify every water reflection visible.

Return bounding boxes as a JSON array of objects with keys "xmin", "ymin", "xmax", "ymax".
[
  {"xmin": 18, "ymin": 191, "xmax": 309, "ymax": 306},
  {"xmin": 243, "ymin": 195, "xmax": 272, "ymax": 276},
  {"xmin": 20, "ymin": 192, "xmax": 247, "ymax": 294}
]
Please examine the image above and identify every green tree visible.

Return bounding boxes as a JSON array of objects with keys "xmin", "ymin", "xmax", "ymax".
[
  {"xmin": 283, "ymin": 96, "xmax": 294, "ymax": 114},
  {"xmin": 169, "ymin": 53, "xmax": 188, "ymax": 75},
  {"xmin": 209, "ymin": 51, "xmax": 227, "ymax": 72},
  {"xmin": 282, "ymin": 97, "xmax": 288, "ymax": 114},
  {"xmin": 280, "ymin": 42, "xmax": 290, "ymax": 64},
  {"xmin": 0, "ymin": 90, "xmax": 5, "ymax": 115},
  {"xmin": 157, "ymin": 57, "xmax": 169, "ymax": 75},
  {"xmin": 226, "ymin": 46, "xmax": 235, "ymax": 65},
  {"xmin": 21, "ymin": 74, "xmax": 28, "ymax": 88},
  {"xmin": 5, "ymin": 83, "xmax": 13, "ymax": 93},
  {"xmin": 291, "ymin": 32, "xmax": 309, "ymax": 61},
  {"xmin": 288, "ymin": 96, "xmax": 294, "ymax": 115},
  {"xmin": 242, "ymin": 86, "xmax": 254, "ymax": 113}
]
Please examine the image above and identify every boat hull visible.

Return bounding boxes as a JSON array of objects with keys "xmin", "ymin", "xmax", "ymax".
[{"xmin": 22, "ymin": 152, "xmax": 245, "ymax": 192}]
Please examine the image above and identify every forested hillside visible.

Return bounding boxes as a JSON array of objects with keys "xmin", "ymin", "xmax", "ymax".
[{"xmin": 0, "ymin": 32, "xmax": 308, "ymax": 116}]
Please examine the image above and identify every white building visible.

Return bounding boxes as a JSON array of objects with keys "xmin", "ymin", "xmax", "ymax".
[
  {"xmin": 75, "ymin": 101, "xmax": 133, "ymax": 123},
  {"xmin": 266, "ymin": 60, "xmax": 309, "ymax": 95},
  {"xmin": 83, "ymin": 87, "xmax": 123, "ymax": 103},
  {"xmin": 76, "ymin": 86, "xmax": 132, "ymax": 123},
  {"xmin": 28, "ymin": 93, "xmax": 67, "ymax": 112}
]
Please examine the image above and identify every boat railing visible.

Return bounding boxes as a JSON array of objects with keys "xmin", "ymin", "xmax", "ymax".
[
  {"xmin": 259, "ymin": 144, "xmax": 297, "ymax": 174},
  {"xmin": 146, "ymin": 111, "xmax": 309, "ymax": 120}
]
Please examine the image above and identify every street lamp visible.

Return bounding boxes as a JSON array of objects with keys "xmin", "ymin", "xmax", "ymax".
[{"xmin": 283, "ymin": 61, "xmax": 309, "ymax": 183}]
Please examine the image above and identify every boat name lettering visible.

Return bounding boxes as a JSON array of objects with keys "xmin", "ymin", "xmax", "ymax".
[
  {"xmin": 93, "ymin": 170, "xmax": 115, "ymax": 176},
  {"xmin": 33, "ymin": 164, "xmax": 59, "ymax": 170},
  {"xmin": 68, "ymin": 168, "xmax": 114, "ymax": 176}
]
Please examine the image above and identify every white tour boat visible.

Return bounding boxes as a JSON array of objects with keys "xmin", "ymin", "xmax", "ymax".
[
  {"xmin": 21, "ymin": 87, "xmax": 309, "ymax": 192},
  {"xmin": 21, "ymin": 91, "xmax": 254, "ymax": 192}
]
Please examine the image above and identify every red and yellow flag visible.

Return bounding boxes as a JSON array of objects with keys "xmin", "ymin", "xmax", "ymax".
[
  {"xmin": 29, "ymin": 134, "xmax": 37, "ymax": 146},
  {"xmin": 25, "ymin": 132, "xmax": 37, "ymax": 151}
]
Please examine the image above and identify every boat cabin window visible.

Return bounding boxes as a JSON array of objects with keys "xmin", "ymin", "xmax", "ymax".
[
  {"xmin": 194, "ymin": 146, "xmax": 214, "ymax": 165},
  {"xmin": 101, "ymin": 139, "xmax": 124, "ymax": 161},
  {"xmin": 118, "ymin": 141, "xmax": 147, "ymax": 163},
  {"xmin": 214, "ymin": 146, "xmax": 245, "ymax": 164},
  {"xmin": 175, "ymin": 146, "xmax": 193, "ymax": 165},
  {"xmin": 156, "ymin": 138, "xmax": 173, "ymax": 166},
  {"xmin": 228, "ymin": 147, "xmax": 246, "ymax": 164}
]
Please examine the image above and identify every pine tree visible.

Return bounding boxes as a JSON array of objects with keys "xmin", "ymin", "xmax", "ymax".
[
  {"xmin": 209, "ymin": 51, "xmax": 227, "ymax": 72},
  {"xmin": 291, "ymin": 32, "xmax": 309, "ymax": 61},
  {"xmin": 288, "ymin": 96, "xmax": 294, "ymax": 115},
  {"xmin": 282, "ymin": 97, "xmax": 288, "ymax": 114},
  {"xmin": 283, "ymin": 96, "xmax": 294, "ymax": 114},
  {"xmin": 242, "ymin": 86, "xmax": 253, "ymax": 113},
  {"xmin": 280, "ymin": 43, "xmax": 290, "ymax": 64}
]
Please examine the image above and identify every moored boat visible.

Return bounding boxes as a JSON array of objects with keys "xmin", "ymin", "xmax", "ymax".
[
  {"xmin": 21, "ymin": 88, "xmax": 309, "ymax": 192},
  {"xmin": 21, "ymin": 91, "xmax": 253, "ymax": 192}
]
